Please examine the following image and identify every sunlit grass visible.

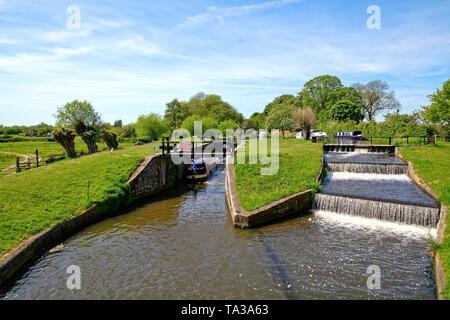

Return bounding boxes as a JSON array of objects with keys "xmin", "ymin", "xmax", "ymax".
[
  {"xmin": 235, "ymin": 139, "xmax": 322, "ymax": 211},
  {"xmin": 0, "ymin": 143, "xmax": 156, "ymax": 260}
]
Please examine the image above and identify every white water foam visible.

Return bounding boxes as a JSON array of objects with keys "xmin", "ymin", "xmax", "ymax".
[
  {"xmin": 313, "ymin": 210, "xmax": 436, "ymax": 239},
  {"xmin": 327, "ymin": 171, "xmax": 411, "ymax": 182}
]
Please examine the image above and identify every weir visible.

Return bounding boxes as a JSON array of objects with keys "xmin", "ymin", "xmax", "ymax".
[
  {"xmin": 314, "ymin": 147, "xmax": 440, "ymax": 228},
  {"xmin": 314, "ymin": 194, "xmax": 440, "ymax": 227},
  {"xmin": 326, "ymin": 163, "xmax": 408, "ymax": 175}
]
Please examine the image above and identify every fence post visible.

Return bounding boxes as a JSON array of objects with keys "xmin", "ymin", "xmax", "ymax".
[
  {"xmin": 389, "ymin": 137, "xmax": 392, "ymax": 146},
  {"xmin": 87, "ymin": 181, "xmax": 90, "ymax": 203},
  {"xmin": 16, "ymin": 157, "xmax": 20, "ymax": 173},
  {"xmin": 406, "ymin": 137, "xmax": 409, "ymax": 145},
  {"xmin": 161, "ymin": 139, "xmax": 165, "ymax": 155},
  {"xmin": 36, "ymin": 149, "xmax": 39, "ymax": 167}
]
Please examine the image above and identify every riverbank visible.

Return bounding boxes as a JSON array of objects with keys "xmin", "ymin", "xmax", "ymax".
[
  {"xmin": 0, "ymin": 143, "xmax": 157, "ymax": 261},
  {"xmin": 399, "ymin": 142, "xmax": 450, "ymax": 299},
  {"xmin": 234, "ymin": 139, "xmax": 323, "ymax": 212}
]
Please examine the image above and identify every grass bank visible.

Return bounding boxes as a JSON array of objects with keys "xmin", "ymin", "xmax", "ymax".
[
  {"xmin": 400, "ymin": 142, "xmax": 450, "ymax": 299},
  {"xmin": 0, "ymin": 143, "xmax": 156, "ymax": 260},
  {"xmin": 0, "ymin": 138, "xmax": 134, "ymax": 175},
  {"xmin": 235, "ymin": 139, "xmax": 323, "ymax": 212}
]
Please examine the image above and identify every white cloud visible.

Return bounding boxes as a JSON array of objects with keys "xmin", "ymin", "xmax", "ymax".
[{"xmin": 180, "ymin": 0, "xmax": 302, "ymax": 27}]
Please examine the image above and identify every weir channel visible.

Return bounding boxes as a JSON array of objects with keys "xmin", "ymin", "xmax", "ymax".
[
  {"xmin": 1, "ymin": 163, "xmax": 436, "ymax": 299},
  {"xmin": 314, "ymin": 151, "xmax": 440, "ymax": 227}
]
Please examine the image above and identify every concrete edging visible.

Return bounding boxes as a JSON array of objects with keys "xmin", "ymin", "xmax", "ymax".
[
  {"xmin": 0, "ymin": 153, "xmax": 181, "ymax": 289},
  {"xmin": 396, "ymin": 147, "xmax": 448, "ymax": 300},
  {"xmin": 225, "ymin": 156, "xmax": 324, "ymax": 228}
]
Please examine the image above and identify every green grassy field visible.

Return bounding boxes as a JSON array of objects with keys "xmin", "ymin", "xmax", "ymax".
[
  {"xmin": 0, "ymin": 138, "xmax": 133, "ymax": 175},
  {"xmin": 235, "ymin": 139, "xmax": 323, "ymax": 211},
  {"xmin": 0, "ymin": 143, "xmax": 156, "ymax": 260},
  {"xmin": 400, "ymin": 142, "xmax": 450, "ymax": 299}
]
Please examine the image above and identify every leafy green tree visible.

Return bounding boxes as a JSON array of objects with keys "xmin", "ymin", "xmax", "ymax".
[
  {"xmin": 120, "ymin": 125, "xmax": 136, "ymax": 139},
  {"xmin": 135, "ymin": 113, "xmax": 169, "ymax": 142},
  {"xmin": 263, "ymin": 95, "xmax": 299, "ymax": 115},
  {"xmin": 187, "ymin": 92, "xmax": 209, "ymax": 117},
  {"xmin": 265, "ymin": 107, "xmax": 293, "ymax": 138},
  {"xmin": 299, "ymin": 75, "xmax": 343, "ymax": 116},
  {"xmin": 180, "ymin": 115, "xmax": 202, "ymax": 135},
  {"xmin": 423, "ymin": 79, "xmax": 450, "ymax": 126},
  {"xmin": 164, "ymin": 99, "xmax": 183, "ymax": 130},
  {"xmin": 331, "ymin": 87, "xmax": 362, "ymax": 106},
  {"xmin": 180, "ymin": 115, "xmax": 218, "ymax": 135},
  {"xmin": 55, "ymin": 100, "xmax": 102, "ymax": 135},
  {"xmin": 55, "ymin": 100, "xmax": 102, "ymax": 153},
  {"xmin": 113, "ymin": 120, "xmax": 123, "ymax": 128},
  {"xmin": 249, "ymin": 112, "xmax": 266, "ymax": 130},
  {"xmin": 352, "ymin": 80, "xmax": 400, "ymax": 121},
  {"xmin": 218, "ymin": 120, "xmax": 239, "ymax": 135},
  {"xmin": 327, "ymin": 100, "xmax": 364, "ymax": 122}
]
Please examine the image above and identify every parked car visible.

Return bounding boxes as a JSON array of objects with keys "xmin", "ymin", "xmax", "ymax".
[
  {"xmin": 334, "ymin": 131, "xmax": 365, "ymax": 143},
  {"xmin": 311, "ymin": 130, "xmax": 328, "ymax": 139}
]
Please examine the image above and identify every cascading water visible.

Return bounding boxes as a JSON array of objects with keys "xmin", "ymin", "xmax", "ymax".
[
  {"xmin": 313, "ymin": 193, "xmax": 440, "ymax": 227},
  {"xmin": 314, "ymin": 150, "xmax": 440, "ymax": 228},
  {"xmin": 326, "ymin": 163, "xmax": 408, "ymax": 175}
]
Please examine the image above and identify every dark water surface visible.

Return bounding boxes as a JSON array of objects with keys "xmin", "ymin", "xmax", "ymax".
[{"xmin": 2, "ymin": 167, "xmax": 436, "ymax": 300}]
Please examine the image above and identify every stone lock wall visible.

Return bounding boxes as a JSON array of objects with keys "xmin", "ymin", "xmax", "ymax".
[{"xmin": 128, "ymin": 154, "xmax": 184, "ymax": 199}]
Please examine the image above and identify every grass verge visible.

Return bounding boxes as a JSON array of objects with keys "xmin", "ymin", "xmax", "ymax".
[
  {"xmin": 235, "ymin": 139, "xmax": 323, "ymax": 212},
  {"xmin": 400, "ymin": 142, "xmax": 450, "ymax": 299},
  {"xmin": 0, "ymin": 143, "xmax": 156, "ymax": 260}
]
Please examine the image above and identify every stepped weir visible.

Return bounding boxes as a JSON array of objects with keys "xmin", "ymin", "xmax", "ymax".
[{"xmin": 314, "ymin": 146, "xmax": 440, "ymax": 228}]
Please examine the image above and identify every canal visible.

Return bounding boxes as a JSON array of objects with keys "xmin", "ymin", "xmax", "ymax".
[{"xmin": 1, "ymin": 166, "xmax": 436, "ymax": 299}]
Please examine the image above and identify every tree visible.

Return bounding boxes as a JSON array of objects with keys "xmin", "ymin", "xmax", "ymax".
[
  {"xmin": 180, "ymin": 115, "xmax": 218, "ymax": 135},
  {"xmin": 52, "ymin": 128, "xmax": 77, "ymax": 157},
  {"xmin": 299, "ymin": 75, "xmax": 343, "ymax": 116},
  {"xmin": 55, "ymin": 100, "xmax": 102, "ymax": 154},
  {"xmin": 265, "ymin": 108, "xmax": 293, "ymax": 138},
  {"xmin": 352, "ymin": 80, "xmax": 400, "ymax": 121},
  {"xmin": 327, "ymin": 100, "xmax": 364, "ymax": 122},
  {"xmin": 423, "ymin": 79, "xmax": 450, "ymax": 126},
  {"xmin": 164, "ymin": 99, "xmax": 183, "ymax": 130},
  {"xmin": 218, "ymin": 120, "xmax": 239, "ymax": 135},
  {"xmin": 113, "ymin": 120, "xmax": 123, "ymax": 128},
  {"xmin": 55, "ymin": 100, "xmax": 102, "ymax": 135},
  {"xmin": 249, "ymin": 112, "xmax": 266, "ymax": 130},
  {"xmin": 263, "ymin": 95, "xmax": 299, "ymax": 115},
  {"xmin": 102, "ymin": 130, "xmax": 119, "ymax": 150},
  {"xmin": 121, "ymin": 125, "xmax": 136, "ymax": 139},
  {"xmin": 292, "ymin": 107, "xmax": 317, "ymax": 140},
  {"xmin": 331, "ymin": 87, "xmax": 362, "ymax": 106},
  {"xmin": 135, "ymin": 113, "xmax": 169, "ymax": 142}
]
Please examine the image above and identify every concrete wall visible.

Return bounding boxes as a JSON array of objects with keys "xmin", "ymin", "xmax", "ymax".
[
  {"xmin": 0, "ymin": 153, "xmax": 183, "ymax": 289},
  {"xmin": 396, "ymin": 147, "xmax": 448, "ymax": 300},
  {"xmin": 225, "ymin": 161, "xmax": 321, "ymax": 228}
]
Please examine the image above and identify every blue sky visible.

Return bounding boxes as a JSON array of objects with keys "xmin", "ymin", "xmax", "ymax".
[{"xmin": 0, "ymin": 0, "xmax": 449, "ymax": 125}]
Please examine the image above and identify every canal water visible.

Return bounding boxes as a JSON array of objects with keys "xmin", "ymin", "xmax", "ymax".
[{"xmin": 1, "ymin": 167, "xmax": 436, "ymax": 300}]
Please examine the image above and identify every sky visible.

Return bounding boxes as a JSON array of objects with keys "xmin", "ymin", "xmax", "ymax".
[{"xmin": 0, "ymin": 0, "xmax": 449, "ymax": 126}]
